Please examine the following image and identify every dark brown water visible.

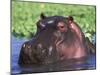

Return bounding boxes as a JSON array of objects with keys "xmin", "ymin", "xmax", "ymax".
[{"xmin": 11, "ymin": 36, "xmax": 96, "ymax": 74}]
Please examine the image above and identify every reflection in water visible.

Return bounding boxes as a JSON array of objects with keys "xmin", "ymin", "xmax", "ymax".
[{"xmin": 11, "ymin": 36, "xmax": 96, "ymax": 74}]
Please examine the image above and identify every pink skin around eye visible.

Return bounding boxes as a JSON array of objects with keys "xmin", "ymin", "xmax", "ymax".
[
  {"xmin": 59, "ymin": 26, "xmax": 67, "ymax": 32},
  {"xmin": 58, "ymin": 22, "xmax": 68, "ymax": 32}
]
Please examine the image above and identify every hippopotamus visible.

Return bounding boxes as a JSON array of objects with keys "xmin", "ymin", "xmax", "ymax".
[{"xmin": 18, "ymin": 13, "xmax": 91, "ymax": 66}]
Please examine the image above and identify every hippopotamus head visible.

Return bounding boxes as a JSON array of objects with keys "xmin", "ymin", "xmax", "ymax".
[
  {"xmin": 18, "ymin": 13, "xmax": 88, "ymax": 66},
  {"xmin": 36, "ymin": 13, "xmax": 70, "ymax": 34}
]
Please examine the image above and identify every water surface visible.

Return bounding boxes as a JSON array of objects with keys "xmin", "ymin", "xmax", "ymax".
[{"xmin": 11, "ymin": 36, "xmax": 96, "ymax": 74}]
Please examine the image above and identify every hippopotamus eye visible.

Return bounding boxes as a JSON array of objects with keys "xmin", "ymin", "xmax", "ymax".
[
  {"xmin": 57, "ymin": 22, "xmax": 68, "ymax": 32},
  {"xmin": 57, "ymin": 22, "xmax": 65, "ymax": 28},
  {"xmin": 60, "ymin": 26, "xmax": 64, "ymax": 28}
]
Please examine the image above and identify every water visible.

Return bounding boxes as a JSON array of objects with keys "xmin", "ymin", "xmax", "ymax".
[{"xmin": 11, "ymin": 36, "xmax": 96, "ymax": 74}]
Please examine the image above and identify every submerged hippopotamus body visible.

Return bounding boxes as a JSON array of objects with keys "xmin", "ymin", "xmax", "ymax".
[{"xmin": 18, "ymin": 13, "xmax": 90, "ymax": 66}]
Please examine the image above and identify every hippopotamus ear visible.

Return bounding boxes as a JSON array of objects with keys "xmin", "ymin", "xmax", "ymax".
[
  {"xmin": 40, "ymin": 13, "xmax": 47, "ymax": 19},
  {"xmin": 67, "ymin": 16, "xmax": 74, "ymax": 24}
]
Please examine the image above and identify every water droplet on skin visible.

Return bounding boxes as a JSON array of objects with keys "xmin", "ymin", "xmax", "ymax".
[
  {"xmin": 48, "ymin": 46, "xmax": 53, "ymax": 55},
  {"xmin": 23, "ymin": 44, "xmax": 25, "ymax": 48}
]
